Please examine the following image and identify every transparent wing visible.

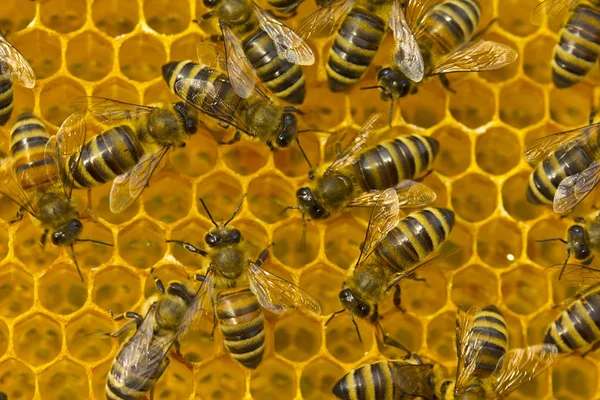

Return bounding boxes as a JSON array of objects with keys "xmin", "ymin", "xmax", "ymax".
[
  {"xmin": 553, "ymin": 160, "xmax": 600, "ymax": 213},
  {"xmin": 221, "ymin": 23, "xmax": 257, "ymax": 98},
  {"xmin": 353, "ymin": 188, "xmax": 400, "ymax": 269},
  {"xmin": 524, "ymin": 123, "xmax": 600, "ymax": 165},
  {"xmin": 0, "ymin": 157, "xmax": 37, "ymax": 217},
  {"xmin": 255, "ymin": 5, "xmax": 315, "ymax": 65},
  {"xmin": 178, "ymin": 269, "xmax": 215, "ymax": 338},
  {"xmin": 430, "ymin": 40, "xmax": 518, "ymax": 75},
  {"xmin": 491, "ymin": 344, "xmax": 558, "ymax": 400},
  {"xmin": 392, "ymin": 363, "xmax": 436, "ymax": 398},
  {"xmin": 70, "ymin": 96, "xmax": 154, "ymax": 125},
  {"xmin": 396, "ymin": 180, "xmax": 437, "ymax": 208},
  {"xmin": 404, "ymin": 0, "xmax": 441, "ymax": 28},
  {"xmin": 109, "ymin": 146, "xmax": 169, "ymax": 213},
  {"xmin": 549, "ymin": 263, "xmax": 600, "ymax": 285},
  {"xmin": 297, "ymin": 0, "xmax": 354, "ymax": 39},
  {"xmin": 117, "ymin": 303, "xmax": 161, "ymax": 377},
  {"xmin": 197, "ymin": 42, "xmax": 228, "ymax": 71},
  {"xmin": 455, "ymin": 306, "xmax": 487, "ymax": 392},
  {"xmin": 391, "ymin": 0, "xmax": 424, "ymax": 82},
  {"xmin": 327, "ymin": 113, "xmax": 382, "ymax": 172},
  {"xmin": 0, "ymin": 34, "xmax": 35, "ymax": 88},
  {"xmin": 531, "ymin": 0, "xmax": 574, "ymax": 28},
  {"xmin": 248, "ymin": 261, "xmax": 321, "ymax": 315}
]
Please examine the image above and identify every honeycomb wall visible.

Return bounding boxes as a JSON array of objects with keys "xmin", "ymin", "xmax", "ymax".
[{"xmin": 0, "ymin": 0, "xmax": 598, "ymax": 398}]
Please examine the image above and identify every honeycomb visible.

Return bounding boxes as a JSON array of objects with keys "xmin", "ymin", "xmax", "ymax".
[{"xmin": 0, "ymin": 0, "xmax": 599, "ymax": 399}]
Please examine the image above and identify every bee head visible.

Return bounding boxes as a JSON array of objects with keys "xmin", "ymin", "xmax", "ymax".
[
  {"xmin": 455, "ymin": 384, "xmax": 486, "ymax": 400},
  {"xmin": 568, "ymin": 224, "xmax": 591, "ymax": 261},
  {"xmin": 205, "ymin": 227, "xmax": 243, "ymax": 247},
  {"xmin": 276, "ymin": 112, "xmax": 299, "ymax": 149},
  {"xmin": 296, "ymin": 187, "xmax": 329, "ymax": 219},
  {"xmin": 166, "ymin": 281, "xmax": 196, "ymax": 305},
  {"xmin": 338, "ymin": 288, "xmax": 371, "ymax": 319},
  {"xmin": 377, "ymin": 67, "xmax": 414, "ymax": 100},
  {"xmin": 173, "ymin": 102, "xmax": 198, "ymax": 135},
  {"xmin": 52, "ymin": 219, "xmax": 83, "ymax": 246}
]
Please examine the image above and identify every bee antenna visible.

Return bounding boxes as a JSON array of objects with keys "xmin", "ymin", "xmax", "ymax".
[
  {"xmin": 279, "ymin": 205, "xmax": 300, "ymax": 216},
  {"xmin": 325, "ymin": 309, "xmax": 346, "ymax": 326},
  {"xmin": 349, "ymin": 313, "xmax": 363, "ymax": 343},
  {"xmin": 536, "ymin": 238, "xmax": 568, "ymax": 244},
  {"xmin": 296, "ymin": 138, "xmax": 313, "ymax": 170},
  {"xmin": 199, "ymin": 198, "xmax": 220, "ymax": 228},
  {"xmin": 76, "ymin": 238, "xmax": 114, "ymax": 246},
  {"xmin": 284, "ymin": 106, "xmax": 304, "ymax": 115},
  {"xmin": 388, "ymin": 97, "xmax": 394, "ymax": 128},
  {"xmin": 70, "ymin": 245, "xmax": 85, "ymax": 282},
  {"xmin": 558, "ymin": 248, "xmax": 571, "ymax": 281},
  {"xmin": 360, "ymin": 85, "xmax": 385, "ymax": 91},
  {"xmin": 224, "ymin": 193, "xmax": 246, "ymax": 227}
]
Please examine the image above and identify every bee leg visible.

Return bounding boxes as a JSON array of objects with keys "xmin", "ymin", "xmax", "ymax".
[
  {"xmin": 10, "ymin": 207, "xmax": 25, "ymax": 224},
  {"xmin": 150, "ymin": 268, "xmax": 166, "ymax": 293},
  {"xmin": 439, "ymin": 75, "xmax": 456, "ymax": 94},
  {"xmin": 166, "ymin": 240, "xmax": 208, "ymax": 257},
  {"xmin": 376, "ymin": 322, "xmax": 411, "ymax": 355},
  {"xmin": 40, "ymin": 229, "xmax": 49, "ymax": 249},
  {"xmin": 254, "ymin": 243, "xmax": 274, "ymax": 267},
  {"xmin": 105, "ymin": 311, "xmax": 143, "ymax": 337},
  {"xmin": 582, "ymin": 340, "xmax": 600, "ymax": 357},
  {"xmin": 393, "ymin": 285, "xmax": 406, "ymax": 313},
  {"xmin": 219, "ymin": 131, "xmax": 242, "ymax": 146}
]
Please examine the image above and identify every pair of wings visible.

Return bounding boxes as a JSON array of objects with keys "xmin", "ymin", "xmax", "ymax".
[
  {"xmin": 531, "ymin": 0, "xmax": 578, "ymax": 29},
  {"xmin": 524, "ymin": 122, "xmax": 600, "ymax": 213},
  {"xmin": 0, "ymin": 33, "xmax": 35, "ymax": 89},
  {"xmin": 219, "ymin": 4, "xmax": 314, "ymax": 99},
  {"xmin": 454, "ymin": 307, "xmax": 558, "ymax": 399}
]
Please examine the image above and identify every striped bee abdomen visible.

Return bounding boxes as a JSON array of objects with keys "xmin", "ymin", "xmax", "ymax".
[
  {"xmin": 375, "ymin": 207, "xmax": 455, "ymax": 272},
  {"xmin": 0, "ymin": 70, "xmax": 13, "ymax": 126},
  {"xmin": 106, "ymin": 343, "xmax": 165, "ymax": 399},
  {"xmin": 332, "ymin": 361, "xmax": 406, "ymax": 400},
  {"xmin": 10, "ymin": 112, "xmax": 57, "ymax": 191},
  {"xmin": 244, "ymin": 30, "xmax": 306, "ymax": 104},
  {"xmin": 552, "ymin": 2, "xmax": 600, "ymax": 88},
  {"xmin": 216, "ymin": 287, "xmax": 265, "ymax": 369},
  {"xmin": 326, "ymin": 8, "xmax": 386, "ymax": 92},
  {"xmin": 67, "ymin": 125, "xmax": 145, "ymax": 189},
  {"xmin": 355, "ymin": 135, "xmax": 439, "ymax": 192},
  {"xmin": 465, "ymin": 305, "xmax": 508, "ymax": 378}
]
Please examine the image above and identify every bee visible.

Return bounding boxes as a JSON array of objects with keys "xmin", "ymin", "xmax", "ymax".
[
  {"xmin": 293, "ymin": 113, "xmax": 438, "ymax": 221},
  {"xmin": 105, "ymin": 271, "xmax": 203, "ymax": 399},
  {"xmin": 60, "ymin": 97, "xmax": 199, "ymax": 213},
  {"xmin": 0, "ymin": 112, "xmax": 112, "ymax": 281},
  {"xmin": 434, "ymin": 306, "xmax": 558, "ymax": 399},
  {"xmin": 531, "ymin": 0, "xmax": 600, "ymax": 88},
  {"xmin": 327, "ymin": 188, "xmax": 454, "ymax": 349},
  {"xmin": 0, "ymin": 33, "xmax": 35, "ymax": 126},
  {"xmin": 201, "ymin": 0, "xmax": 314, "ymax": 104},
  {"xmin": 167, "ymin": 195, "xmax": 321, "ymax": 369},
  {"xmin": 0, "ymin": 392, "xmax": 6, "ymax": 400},
  {"xmin": 524, "ymin": 119, "xmax": 600, "ymax": 213}
]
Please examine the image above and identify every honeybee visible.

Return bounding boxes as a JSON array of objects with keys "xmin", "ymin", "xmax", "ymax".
[
  {"xmin": 60, "ymin": 97, "xmax": 199, "ymax": 213},
  {"xmin": 434, "ymin": 306, "xmax": 558, "ymax": 399},
  {"xmin": 292, "ymin": 113, "xmax": 438, "ymax": 221},
  {"xmin": 0, "ymin": 33, "xmax": 35, "ymax": 125},
  {"xmin": 524, "ymin": 119, "xmax": 600, "ymax": 213},
  {"xmin": 532, "ymin": 0, "xmax": 600, "ymax": 88},
  {"xmin": 327, "ymin": 188, "xmax": 454, "ymax": 349},
  {"xmin": 0, "ymin": 112, "xmax": 112, "ymax": 281},
  {"xmin": 105, "ymin": 271, "xmax": 204, "ymax": 399},
  {"xmin": 201, "ymin": 0, "xmax": 314, "ymax": 104},
  {"xmin": 167, "ymin": 195, "xmax": 321, "ymax": 369}
]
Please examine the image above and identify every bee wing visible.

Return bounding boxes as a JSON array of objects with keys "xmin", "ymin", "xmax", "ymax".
[
  {"xmin": 221, "ymin": 23, "xmax": 257, "ymax": 98},
  {"xmin": 490, "ymin": 344, "xmax": 559, "ymax": 400},
  {"xmin": 553, "ymin": 160, "xmax": 600, "ymax": 214},
  {"xmin": 548, "ymin": 263, "xmax": 600, "ymax": 286},
  {"xmin": 70, "ymin": 96, "xmax": 155, "ymax": 125},
  {"xmin": 396, "ymin": 180, "xmax": 437, "ymax": 207},
  {"xmin": 0, "ymin": 156, "xmax": 38, "ymax": 217},
  {"xmin": 530, "ymin": 0, "xmax": 574, "ymax": 29},
  {"xmin": 196, "ymin": 42, "xmax": 228, "ymax": 71},
  {"xmin": 179, "ymin": 268, "xmax": 216, "ymax": 338},
  {"xmin": 404, "ymin": 0, "xmax": 441, "ymax": 27},
  {"xmin": 255, "ymin": 5, "xmax": 315, "ymax": 65},
  {"xmin": 524, "ymin": 123, "xmax": 600, "ymax": 165},
  {"xmin": 297, "ymin": 0, "xmax": 355, "ymax": 39},
  {"xmin": 328, "ymin": 113, "xmax": 382, "ymax": 172},
  {"xmin": 390, "ymin": 0, "xmax": 424, "ymax": 82},
  {"xmin": 247, "ymin": 260, "xmax": 322, "ymax": 315},
  {"xmin": 109, "ymin": 146, "xmax": 169, "ymax": 213},
  {"xmin": 392, "ymin": 363, "xmax": 436, "ymax": 398},
  {"xmin": 429, "ymin": 40, "xmax": 518, "ymax": 75},
  {"xmin": 455, "ymin": 306, "xmax": 488, "ymax": 392},
  {"xmin": 0, "ymin": 34, "xmax": 35, "ymax": 88}
]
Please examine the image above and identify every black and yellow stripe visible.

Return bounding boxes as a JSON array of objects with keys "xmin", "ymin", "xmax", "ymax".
[
  {"xmin": 375, "ymin": 207, "xmax": 455, "ymax": 272},
  {"xmin": 10, "ymin": 112, "xmax": 57, "ymax": 191},
  {"xmin": 332, "ymin": 361, "xmax": 409, "ymax": 400},
  {"xmin": 0, "ymin": 72, "xmax": 13, "ymax": 126},
  {"xmin": 552, "ymin": 1, "xmax": 600, "ymax": 88},
  {"xmin": 465, "ymin": 305, "xmax": 508, "ymax": 377},
  {"xmin": 326, "ymin": 8, "xmax": 387, "ymax": 92},
  {"xmin": 544, "ymin": 284, "xmax": 600, "ymax": 353},
  {"xmin": 106, "ymin": 361, "xmax": 159, "ymax": 399},
  {"xmin": 216, "ymin": 287, "xmax": 265, "ymax": 369},
  {"xmin": 354, "ymin": 135, "xmax": 439, "ymax": 192}
]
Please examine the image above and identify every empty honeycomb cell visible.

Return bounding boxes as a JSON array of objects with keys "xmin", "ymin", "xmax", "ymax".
[
  {"xmin": 497, "ymin": 0, "xmax": 538, "ymax": 37},
  {"xmin": 524, "ymin": 35, "xmax": 556, "ymax": 84},
  {"xmin": 39, "ymin": 358, "xmax": 89, "ymax": 399},
  {"xmin": 274, "ymin": 314, "xmax": 322, "ymax": 362},
  {"xmin": 195, "ymin": 357, "xmax": 246, "ymax": 400},
  {"xmin": 527, "ymin": 218, "xmax": 570, "ymax": 267},
  {"xmin": 144, "ymin": 0, "xmax": 191, "ymax": 35},
  {"xmin": 119, "ymin": 33, "xmax": 166, "ymax": 82},
  {"xmin": 13, "ymin": 313, "xmax": 62, "ymax": 366},
  {"xmin": 233, "ymin": 218, "xmax": 270, "ymax": 258},
  {"xmin": 144, "ymin": 80, "xmax": 180, "ymax": 104},
  {"xmin": 324, "ymin": 216, "xmax": 363, "ymax": 270},
  {"xmin": 501, "ymin": 264, "xmax": 548, "ymax": 315},
  {"xmin": 12, "ymin": 29, "xmax": 61, "ymax": 80},
  {"xmin": 153, "ymin": 358, "xmax": 194, "ymax": 399},
  {"xmin": 552, "ymin": 357, "xmax": 598, "ymax": 399},
  {"xmin": 399, "ymin": 80, "xmax": 447, "ymax": 129},
  {"xmin": 14, "ymin": 222, "xmax": 60, "ymax": 272},
  {"xmin": 92, "ymin": 265, "xmax": 141, "ymax": 314},
  {"xmin": 477, "ymin": 217, "xmax": 522, "ymax": 268},
  {"xmin": 431, "ymin": 126, "xmax": 472, "ymax": 176},
  {"xmin": 92, "ymin": 77, "xmax": 140, "ymax": 103},
  {"xmin": 169, "ymin": 219, "xmax": 212, "ymax": 267},
  {"xmin": 438, "ymin": 220, "xmax": 474, "ymax": 271},
  {"xmin": 378, "ymin": 311, "xmax": 423, "ymax": 359},
  {"xmin": 39, "ymin": 76, "xmax": 86, "ymax": 127},
  {"xmin": 181, "ymin": 320, "xmax": 217, "ymax": 363},
  {"xmin": 73, "ymin": 220, "xmax": 114, "ymax": 270},
  {"xmin": 40, "ymin": 0, "xmax": 87, "ymax": 33},
  {"xmin": 38, "ymin": 265, "xmax": 87, "ymax": 315},
  {"xmin": 0, "ymin": 359, "xmax": 35, "ymax": 400},
  {"xmin": 169, "ymin": 130, "xmax": 219, "ymax": 178},
  {"xmin": 449, "ymin": 79, "xmax": 495, "ymax": 129},
  {"xmin": 196, "ymin": 172, "xmax": 244, "ymax": 222},
  {"xmin": 499, "ymin": 80, "xmax": 545, "ymax": 128},
  {"xmin": 275, "ymin": 133, "xmax": 321, "ymax": 178},
  {"xmin": 426, "ymin": 311, "xmax": 456, "ymax": 362},
  {"xmin": 451, "ymin": 173, "xmax": 498, "ymax": 222},
  {"xmin": 65, "ymin": 312, "xmax": 114, "ymax": 362},
  {"xmin": 66, "ymin": 31, "xmax": 114, "ymax": 81},
  {"xmin": 301, "ymin": 85, "xmax": 347, "ymax": 131},
  {"xmin": 92, "ymin": 0, "xmax": 139, "ymax": 37},
  {"xmin": 273, "ymin": 218, "xmax": 319, "ymax": 268},
  {"xmin": 90, "ymin": 184, "xmax": 140, "ymax": 225},
  {"xmin": 117, "ymin": 219, "xmax": 167, "ymax": 269},
  {"xmin": 0, "ymin": 264, "xmax": 33, "ymax": 318},
  {"xmin": 223, "ymin": 141, "xmax": 270, "ymax": 176},
  {"xmin": 250, "ymin": 358, "xmax": 297, "ymax": 400},
  {"xmin": 325, "ymin": 313, "xmax": 373, "ymax": 363},
  {"xmin": 550, "ymin": 84, "xmax": 594, "ymax": 126},
  {"xmin": 400, "ymin": 267, "xmax": 447, "ymax": 316},
  {"xmin": 0, "ymin": 321, "xmax": 7, "ymax": 357},
  {"xmin": 143, "ymin": 175, "xmax": 193, "ymax": 223},
  {"xmin": 502, "ymin": 172, "xmax": 545, "ymax": 221},
  {"xmin": 91, "ymin": 360, "xmax": 111, "ymax": 400},
  {"xmin": 475, "ymin": 126, "xmax": 521, "ymax": 175},
  {"xmin": 527, "ymin": 308, "xmax": 560, "ymax": 346},
  {"xmin": 299, "ymin": 264, "xmax": 345, "ymax": 316},
  {"xmin": 248, "ymin": 173, "xmax": 296, "ymax": 224},
  {"xmin": 0, "ymin": 1, "xmax": 35, "ymax": 32},
  {"xmin": 478, "ymin": 34, "xmax": 519, "ymax": 83},
  {"xmin": 300, "ymin": 358, "xmax": 346, "ymax": 400},
  {"xmin": 171, "ymin": 33, "xmax": 204, "ymax": 61},
  {"xmin": 451, "ymin": 264, "xmax": 499, "ymax": 309}
]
